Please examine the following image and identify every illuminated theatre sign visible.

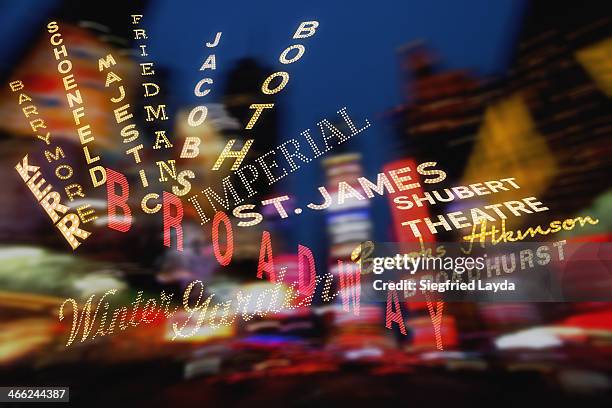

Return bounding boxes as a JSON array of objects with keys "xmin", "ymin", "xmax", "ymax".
[
  {"xmin": 15, "ymin": 155, "xmax": 91, "ymax": 250},
  {"xmin": 46, "ymin": 21, "xmax": 106, "ymax": 190},
  {"xmin": 181, "ymin": 21, "xmax": 321, "ymax": 172},
  {"xmin": 106, "ymin": 106, "xmax": 372, "ymax": 251}
]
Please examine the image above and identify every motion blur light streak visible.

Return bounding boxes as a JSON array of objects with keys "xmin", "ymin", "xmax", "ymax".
[{"xmin": 0, "ymin": 1, "xmax": 611, "ymax": 406}]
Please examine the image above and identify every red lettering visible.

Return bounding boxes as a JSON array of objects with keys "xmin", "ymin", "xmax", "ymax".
[
  {"xmin": 385, "ymin": 289, "xmax": 406, "ymax": 335},
  {"xmin": 257, "ymin": 230, "xmax": 275, "ymax": 283},
  {"xmin": 162, "ymin": 191, "xmax": 183, "ymax": 251},
  {"xmin": 424, "ymin": 292, "xmax": 445, "ymax": 350},
  {"xmin": 212, "ymin": 211, "xmax": 233, "ymax": 266},
  {"xmin": 338, "ymin": 260, "xmax": 360, "ymax": 316},
  {"xmin": 106, "ymin": 168, "xmax": 132, "ymax": 232},
  {"xmin": 297, "ymin": 245, "xmax": 316, "ymax": 306}
]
